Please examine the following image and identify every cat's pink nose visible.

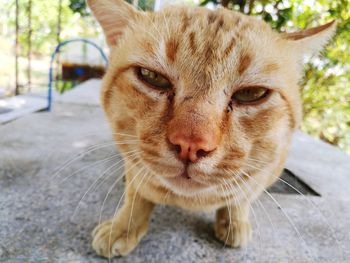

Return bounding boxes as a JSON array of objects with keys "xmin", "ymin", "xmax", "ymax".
[{"xmin": 168, "ymin": 129, "xmax": 218, "ymax": 163}]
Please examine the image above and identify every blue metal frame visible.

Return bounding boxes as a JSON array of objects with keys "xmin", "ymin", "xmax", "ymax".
[{"xmin": 47, "ymin": 38, "xmax": 108, "ymax": 111}]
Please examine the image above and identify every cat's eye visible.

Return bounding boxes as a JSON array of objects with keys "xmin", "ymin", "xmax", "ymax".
[
  {"xmin": 232, "ymin": 86, "xmax": 270, "ymax": 104},
  {"xmin": 137, "ymin": 68, "xmax": 172, "ymax": 90}
]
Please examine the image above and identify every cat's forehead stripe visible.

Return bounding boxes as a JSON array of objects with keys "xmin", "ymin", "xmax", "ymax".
[
  {"xmin": 151, "ymin": 8, "xmax": 280, "ymax": 81},
  {"xmin": 261, "ymin": 62, "xmax": 280, "ymax": 75},
  {"xmin": 181, "ymin": 12, "xmax": 191, "ymax": 31},
  {"xmin": 158, "ymin": 10, "xmax": 256, "ymax": 68},
  {"xmin": 188, "ymin": 32, "xmax": 196, "ymax": 55},
  {"xmin": 207, "ymin": 12, "xmax": 218, "ymax": 24},
  {"xmin": 237, "ymin": 53, "xmax": 252, "ymax": 75},
  {"xmin": 166, "ymin": 38, "xmax": 179, "ymax": 62},
  {"xmin": 223, "ymin": 37, "xmax": 236, "ymax": 58}
]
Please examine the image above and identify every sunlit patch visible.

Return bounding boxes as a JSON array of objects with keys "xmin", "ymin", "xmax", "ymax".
[
  {"xmin": 73, "ymin": 140, "xmax": 93, "ymax": 149},
  {"xmin": 0, "ymin": 98, "xmax": 26, "ymax": 108}
]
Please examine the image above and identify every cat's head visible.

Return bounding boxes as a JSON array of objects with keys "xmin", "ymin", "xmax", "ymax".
[{"xmin": 88, "ymin": 0, "xmax": 335, "ymax": 196}]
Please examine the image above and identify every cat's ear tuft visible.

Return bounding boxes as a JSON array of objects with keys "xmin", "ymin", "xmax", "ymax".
[
  {"xmin": 87, "ymin": 0, "xmax": 139, "ymax": 47},
  {"xmin": 282, "ymin": 20, "xmax": 336, "ymax": 56}
]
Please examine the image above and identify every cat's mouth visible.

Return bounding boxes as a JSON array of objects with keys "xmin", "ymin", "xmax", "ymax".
[
  {"xmin": 165, "ymin": 173, "xmax": 204, "ymax": 190},
  {"xmin": 161, "ymin": 166, "xmax": 209, "ymax": 193},
  {"xmin": 141, "ymin": 155, "xmax": 211, "ymax": 194},
  {"xmin": 179, "ymin": 168, "xmax": 191, "ymax": 179}
]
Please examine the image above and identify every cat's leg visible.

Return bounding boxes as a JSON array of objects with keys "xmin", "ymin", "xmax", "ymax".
[
  {"xmin": 92, "ymin": 185, "xmax": 154, "ymax": 257},
  {"xmin": 214, "ymin": 202, "xmax": 252, "ymax": 248}
]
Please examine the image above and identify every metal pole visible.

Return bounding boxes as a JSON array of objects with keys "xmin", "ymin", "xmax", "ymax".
[
  {"xmin": 15, "ymin": 0, "xmax": 19, "ymax": 95},
  {"xmin": 47, "ymin": 39, "xmax": 108, "ymax": 111},
  {"xmin": 55, "ymin": 0, "xmax": 62, "ymax": 91},
  {"xmin": 27, "ymin": 0, "xmax": 32, "ymax": 91}
]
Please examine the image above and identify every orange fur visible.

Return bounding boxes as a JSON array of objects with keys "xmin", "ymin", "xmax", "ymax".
[{"xmin": 87, "ymin": 0, "xmax": 336, "ymax": 258}]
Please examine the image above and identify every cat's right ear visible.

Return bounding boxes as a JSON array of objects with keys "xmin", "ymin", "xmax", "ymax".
[
  {"xmin": 281, "ymin": 21, "xmax": 336, "ymax": 57},
  {"xmin": 87, "ymin": 0, "xmax": 139, "ymax": 47}
]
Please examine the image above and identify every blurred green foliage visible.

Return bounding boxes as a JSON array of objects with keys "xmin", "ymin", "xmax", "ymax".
[
  {"xmin": 69, "ymin": 0, "xmax": 89, "ymax": 16},
  {"xmin": 0, "ymin": 0, "xmax": 98, "ymax": 55},
  {"xmin": 201, "ymin": 0, "xmax": 350, "ymax": 153},
  {"xmin": 68, "ymin": 0, "xmax": 155, "ymax": 14}
]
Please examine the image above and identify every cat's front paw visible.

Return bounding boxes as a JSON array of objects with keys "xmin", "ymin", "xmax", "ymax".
[
  {"xmin": 92, "ymin": 219, "xmax": 145, "ymax": 258},
  {"xmin": 214, "ymin": 218, "xmax": 252, "ymax": 248}
]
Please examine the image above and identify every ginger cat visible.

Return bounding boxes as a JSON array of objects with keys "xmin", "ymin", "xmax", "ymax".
[{"xmin": 87, "ymin": 0, "xmax": 335, "ymax": 258}]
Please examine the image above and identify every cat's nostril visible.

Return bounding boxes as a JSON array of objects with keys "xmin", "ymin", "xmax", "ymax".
[
  {"xmin": 196, "ymin": 149, "xmax": 210, "ymax": 159},
  {"xmin": 174, "ymin": 145, "xmax": 182, "ymax": 154}
]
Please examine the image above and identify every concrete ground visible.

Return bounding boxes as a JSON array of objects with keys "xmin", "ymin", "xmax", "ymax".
[{"xmin": 0, "ymin": 80, "xmax": 349, "ymax": 263}]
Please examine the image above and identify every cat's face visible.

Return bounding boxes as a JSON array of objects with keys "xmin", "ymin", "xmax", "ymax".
[{"xmin": 89, "ymin": 0, "xmax": 335, "ymax": 196}]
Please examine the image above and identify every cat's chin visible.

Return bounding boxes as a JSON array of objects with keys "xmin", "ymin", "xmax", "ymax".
[{"xmin": 158, "ymin": 174, "xmax": 212, "ymax": 197}]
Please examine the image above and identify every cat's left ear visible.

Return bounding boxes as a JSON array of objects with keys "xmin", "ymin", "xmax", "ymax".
[
  {"xmin": 282, "ymin": 20, "xmax": 336, "ymax": 56},
  {"xmin": 87, "ymin": 0, "xmax": 140, "ymax": 47}
]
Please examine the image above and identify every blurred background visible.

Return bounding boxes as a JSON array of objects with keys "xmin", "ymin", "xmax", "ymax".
[{"xmin": 0, "ymin": 0, "xmax": 349, "ymax": 152}]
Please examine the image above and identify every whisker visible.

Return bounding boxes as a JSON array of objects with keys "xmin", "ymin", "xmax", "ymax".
[
  {"xmin": 107, "ymin": 164, "xmax": 146, "ymax": 259},
  {"xmin": 57, "ymin": 152, "xmax": 122, "ymax": 185},
  {"xmin": 225, "ymin": 168, "xmax": 263, "ymax": 255},
  {"xmin": 50, "ymin": 142, "xmax": 118, "ymax": 180},
  {"xmin": 246, "ymin": 156, "xmax": 270, "ymax": 165},
  {"xmin": 219, "ymin": 180, "xmax": 234, "ymax": 247},
  {"xmin": 57, "ymin": 149, "xmax": 139, "ymax": 184},
  {"xmin": 237, "ymin": 172, "xmax": 277, "ymax": 238},
  {"xmin": 195, "ymin": 192, "xmax": 203, "ymax": 207},
  {"xmin": 240, "ymin": 169, "xmax": 314, "ymax": 260},
  {"xmin": 50, "ymin": 141, "xmax": 140, "ymax": 181},
  {"xmin": 245, "ymin": 162, "xmax": 345, "ymax": 259},
  {"xmin": 62, "ymin": 131, "xmax": 139, "ymax": 138},
  {"xmin": 231, "ymin": 168, "xmax": 278, "ymax": 260},
  {"xmin": 163, "ymin": 188, "xmax": 171, "ymax": 203},
  {"xmin": 98, "ymin": 157, "xmax": 142, "ymax": 225},
  {"xmin": 126, "ymin": 171, "xmax": 150, "ymax": 242},
  {"xmin": 108, "ymin": 132, "xmax": 138, "ymax": 138},
  {"xmin": 71, "ymin": 151, "xmax": 141, "ymax": 220},
  {"xmin": 220, "ymin": 176, "xmax": 249, "ymax": 260}
]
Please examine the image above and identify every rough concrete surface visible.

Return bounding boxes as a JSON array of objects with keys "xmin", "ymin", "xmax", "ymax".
[{"xmin": 0, "ymin": 81, "xmax": 349, "ymax": 263}]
